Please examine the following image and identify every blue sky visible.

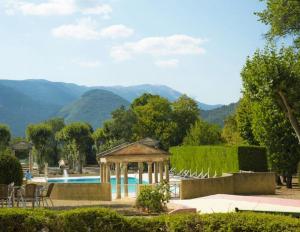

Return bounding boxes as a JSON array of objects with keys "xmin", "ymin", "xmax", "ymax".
[{"xmin": 0, "ymin": 0, "xmax": 267, "ymax": 104}]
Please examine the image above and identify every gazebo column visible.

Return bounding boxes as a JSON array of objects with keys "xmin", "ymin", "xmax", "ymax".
[
  {"xmin": 138, "ymin": 162, "xmax": 143, "ymax": 184},
  {"xmin": 116, "ymin": 162, "xmax": 121, "ymax": 199},
  {"xmin": 103, "ymin": 164, "xmax": 107, "ymax": 183},
  {"xmin": 154, "ymin": 162, "xmax": 158, "ymax": 183},
  {"xmin": 164, "ymin": 162, "xmax": 169, "ymax": 183},
  {"xmin": 100, "ymin": 163, "xmax": 104, "ymax": 183},
  {"xmin": 106, "ymin": 163, "xmax": 111, "ymax": 183},
  {"xmin": 147, "ymin": 162, "xmax": 153, "ymax": 184},
  {"xmin": 29, "ymin": 150, "xmax": 33, "ymax": 173},
  {"xmin": 123, "ymin": 163, "xmax": 128, "ymax": 197},
  {"xmin": 159, "ymin": 162, "xmax": 164, "ymax": 183}
]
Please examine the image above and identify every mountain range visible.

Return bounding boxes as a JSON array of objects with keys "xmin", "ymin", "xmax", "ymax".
[{"xmin": 0, "ymin": 79, "xmax": 237, "ymax": 136}]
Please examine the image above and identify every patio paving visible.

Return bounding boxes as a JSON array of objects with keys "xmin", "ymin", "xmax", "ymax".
[{"xmin": 170, "ymin": 194, "xmax": 300, "ymax": 214}]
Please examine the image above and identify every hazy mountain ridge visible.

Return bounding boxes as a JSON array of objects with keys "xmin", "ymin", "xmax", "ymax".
[{"xmin": 0, "ymin": 79, "xmax": 236, "ymax": 136}]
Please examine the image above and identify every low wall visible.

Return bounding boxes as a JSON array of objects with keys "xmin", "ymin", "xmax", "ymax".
[
  {"xmin": 51, "ymin": 183, "xmax": 111, "ymax": 201},
  {"xmin": 180, "ymin": 172, "xmax": 275, "ymax": 199}
]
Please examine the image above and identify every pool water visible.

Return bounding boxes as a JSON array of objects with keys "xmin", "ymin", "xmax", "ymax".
[{"xmin": 48, "ymin": 177, "xmax": 147, "ymax": 194}]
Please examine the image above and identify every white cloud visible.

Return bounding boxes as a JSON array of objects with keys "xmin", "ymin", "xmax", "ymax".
[
  {"xmin": 76, "ymin": 60, "xmax": 101, "ymax": 68},
  {"xmin": 155, "ymin": 59, "xmax": 179, "ymax": 68},
  {"xmin": 4, "ymin": 0, "xmax": 112, "ymax": 18},
  {"xmin": 110, "ymin": 35, "xmax": 206, "ymax": 61},
  {"xmin": 5, "ymin": 0, "xmax": 77, "ymax": 16},
  {"xmin": 52, "ymin": 18, "xmax": 134, "ymax": 40},
  {"xmin": 52, "ymin": 18, "xmax": 99, "ymax": 40},
  {"xmin": 100, "ymin": 24, "xmax": 134, "ymax": 39},
  {"xmin": 81, "ymin": 4, "xmax": 112, "ymax": 19}
]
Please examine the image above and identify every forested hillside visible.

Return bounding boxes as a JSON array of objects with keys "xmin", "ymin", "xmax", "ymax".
[{"xmin": 57, "ymin": 89, "xmax": 130, "ymax": 128}]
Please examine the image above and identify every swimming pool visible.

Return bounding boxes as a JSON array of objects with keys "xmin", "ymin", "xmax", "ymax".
[{"xmin": 47, "ymin": 176, "xmax": 147, "ymax": 194}]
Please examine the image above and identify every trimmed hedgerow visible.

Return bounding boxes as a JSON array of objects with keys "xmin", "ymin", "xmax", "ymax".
[
  {"xmin": 237, "ymin": 146, "xmax": 268, "ymax": 172},
  {"xmin": 170, "ymin": 145, "xmax": 268, "ymax": 176},
  {"xmin": 0, "ymin": 208, "xmax": 299, "ymax": 232}
]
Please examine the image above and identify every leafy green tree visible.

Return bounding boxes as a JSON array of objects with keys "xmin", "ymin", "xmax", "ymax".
[
  {"xmin": 26, "ymin": 123, "xmax": 52, "ymax": 172},
  {"xmin": 172, "ymin": 95, "xmax": 200, "ymax": 145},
  {"xmin": 92, "ymin": 128, "xmax": 107, "ymax": 153},
  {"xmin": 0, "ymin": 124, "xmax": 11, "ymax": 152},
  {"xmin": 256, "ymin": 0, "xmax": 300, "ymax": 46},
  {"xmin": 57, "ymin": 122, "xmax": 93, "ymax": 173},
  {"xmin": 43, "ymin": 118, "xmax": 65, "ymax": 165},
  {"xmin": 236, "ymin": 97, "xmax": 259, "ymax": 145},
  {"xmin": 183, "ymin": 119, "xmax": 222, "ymax": 145},
  {"xmin": 251, "ymin": 98, "xmax": 300, "ymax": 188},
  {"xmin": 242, "ymin": 47, "xmax": 300, "ymax": 143},
  {"xmin": 222, "ymin": 114, "xmax": 244, "ymax": 145},
  {"xmin": 132, "ymin": 94, "xmax": 177, "ymax": 149},
  {"xmin": 103, "ymin": 106, "xmax": 136, "ymax": 142}
]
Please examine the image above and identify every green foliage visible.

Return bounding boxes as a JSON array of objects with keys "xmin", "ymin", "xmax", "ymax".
[
  {"xmin": 103, "ymin": 106, "xmax": 136, "ymax": 142},
  {"xmin": 170, "ymin": 145, "xmax": 268, "ymax": 176},
  {"xmin": 236, "ymin": 96, "xmax": 258, "ymax": 145},
  {"xmin": 0, "ymin": 124, "xmax": 11, "ymax": 152},
  {"xmin": 298, "ymin": 162, "xmax": 300, "ymax": 188},
  {"xmin": 26, "ymin": 123, "xmax": 53, "ymax": 170},
  {"xmin": 56, "ymin": 122, "xmax": 94, "ymax": 173},
  {"xmin": 221, "ymin": 114, "xmax": 244, "ymax": 145},
  {"xmin": 241, "ymin": 47, "xmax": 300, "ymax": 143},
  {"xmin": 0, "ymin": 154, "xmax": 23, "ymax": 186},
  {"xmin": 0, "ymin": 208, "xmax": 300, "ymax": 232},
  {"xmin": 237, "ymin": 146, "xmax": 268, "ymax": 172},
  {"xmin": 183, "ymin": 119, "xmax": 222, "ymax": 146},
  {"xmin": 172, "ymin": 94, "xmax": 200, "ymax": 144},
  {"xmin": 136, "ymin": 182, "xmax": 170, "ymax": 213},
  {"xmin": 251, "ymin": 99, "xmax": 300, "ymax": 176},
  {"xmin": 60, "ymin": 208, "xmax": 128, "ymax": 232},
  {"xmin": 132, "ymin": 94, "xmax": 177, "ymax": 149},
  {"xmin": 256, "ymin": 0, "xmax": 300, "ymax": 46}
]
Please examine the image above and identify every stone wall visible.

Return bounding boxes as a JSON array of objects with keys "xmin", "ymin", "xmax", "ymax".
[
  {"xmin": 51, "ymin": 183, "xmax": 111, "ymax": 201},
  {"xmin": 180, "ymin": 172, "xmax": 275, "ymax": 199}
]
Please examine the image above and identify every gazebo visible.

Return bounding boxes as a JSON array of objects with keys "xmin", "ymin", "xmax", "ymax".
[
  {"xmin": 11, "ymin": 141, "xmax": 34, "ymax": 173},
  {"xmin": 97, "ymin": 138, "xmax": 170, "ymax": 199}
]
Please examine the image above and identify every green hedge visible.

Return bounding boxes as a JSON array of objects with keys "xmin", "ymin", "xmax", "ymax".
[
  {"xmin": 170, "ymin": 145, "xmax": 268, "ymax": 176},
  {"xmin": 0, "ymin": 208, "xmax": 299, "ymax": 232}
]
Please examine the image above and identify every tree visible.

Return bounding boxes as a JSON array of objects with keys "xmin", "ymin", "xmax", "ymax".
[
  {"xmin": 132, "ymin": 94, "xmax": 177, "ymax": 149},
  {"xmin": 57, "ymin": 122, "xmax": 93, "ymax": 173},
  {"xmin": 103, "ymin": 106, "xmax": 136, "ymax": 142},
  {"xmin": 43, "ymin": 118, "xmax": 65, "ymax": 165},
  {"xmin": 222, "ymin": 114, "xmax": 244, "ymax": 145},
  {"xmin": 0, "ymin": 124, "xmax": 11, "ymax": 152},
  {"xmin": 172, "ymin": 95, "xmax": 200, "ymax": 145},
  {"xmin": 251, "ymin": 98, "xmax": 300, "ymax": 188},
  {"xmin": 236, "ymin": 97, "xmax": 259, "ymax": 145},
  {"xmin": 26, "ymin": 123, "xmax": 52, "ymax": 172},
  {"xmin": 256, "ymin": 0, "xmax": 300, "ymax": 46},
  {"xmin": 241, "ymin": 47, "xmax": 300, "ymax": 143},
  {"xmin": 183, "ymin": 119, "xmax": 222, "ymax": 145},
  {"xmin": 93, "ymin": 128, "xmax": 106, "ymax": 152}
]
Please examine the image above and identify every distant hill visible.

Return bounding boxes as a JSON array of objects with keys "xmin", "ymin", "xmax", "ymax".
[
  {"xmin": 57, "ymin": 89, "xmax": 130, "ymax": 128},
  {"xmin": 0, "ymin": 84, "xmax": 58, "ymax": 136},
  {"xmin": 0, "ymin": 79, "xmax": 234, "ymax": 136},
  {"xmin": 95, "ymin": 84, "xmax": 222, "ymax": 110},
  {"xmin": 201, "ymin": 102, "xmax": 238, "ymax": 127},
  {"xmin": 0, "ymin": 79, "xmax": 88, "ymax": 107}
]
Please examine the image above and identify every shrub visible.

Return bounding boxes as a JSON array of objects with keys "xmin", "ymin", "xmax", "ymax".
[
  {"xmin": 0, "ymin": 208, "xmax": 299, "ymax": 231},
  {"xmin": 60, "ymin": 208, "xmax": 128, "ymax": 232},
  {"xmin": 0, "ymin": 154, "xmax": 23, "ymax": 186},
  {"xmin": 0, "ymin": 208, "xmax": 59, "ymax": 232},
  {"xmin": 136, "ymin": 182, "xmax": 170, "ymax": 213},
  {"xmin": 170, "ymin": 145, "xmax": 268, "ymax": 176}
]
